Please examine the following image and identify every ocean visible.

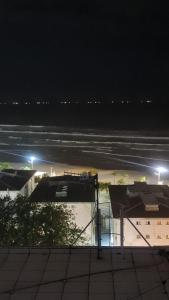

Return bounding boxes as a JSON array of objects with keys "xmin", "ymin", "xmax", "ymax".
[{"xmin": 0, "ymin": 124, "xmax": 169, "ymax": 174}]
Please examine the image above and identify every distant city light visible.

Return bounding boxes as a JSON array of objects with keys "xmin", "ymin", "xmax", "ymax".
[{"xmin": 0, "ymin": 98, "xmax": 154, "ymax": 105}]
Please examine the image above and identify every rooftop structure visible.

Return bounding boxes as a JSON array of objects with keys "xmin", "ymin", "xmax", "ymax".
[
  {"xmin": 30, "ymin": 173, "xmax": 97, "ymax": 245},
  {"xmin": 30, "ymin": 173, "xmax": 96, "ymax": 203},
  {"xmin": 0, "ymin": 169, "xmax": 36, "ymax": 199},
  {"xmin": 109, "ymin": 182, "xmax": 169, "ymax": 218},
  {"xmin": 0, "ymin": 169, "xmax": 36, "ymax": 191},
  {"xmin": 109, "ymin": 182, "xmax": 169, "ymax": 246},
  {"xmin": 0, "ymin": 247, "xmax": 168, "ymax": 299}
]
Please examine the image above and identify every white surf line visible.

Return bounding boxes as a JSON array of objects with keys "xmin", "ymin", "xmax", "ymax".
[
  {"xmin": 1, "ymin": 134, "xmax": 169, "ymax": 147},
  {"xmin": 0, "ymin": 124, "xmax": 19, "ymax": 127},
  {"xmin": 0, "ymin": 150, "xmax": 55, "ymax": 164},
  {"xmin": 111, "ymin": 153, "xmax": 169, "ymax": 162},
  {"xmin": 9, "ymin": 136, "xmax": 22, "ymax": 139},
  {"xmin": 15, "ymin": 144, "xmax": 100, "ymax": 148},
  {"xmin": 0, "ymin": 150, "xmax": 34, "ymax": 159},
  {"xmin": 131, "ymin": 147, "xmax": 169, "ymax": 152},
  {"xmin": 82, "ymin": 150, "xmax": 169, "ymax": 163},
  {"xmin": 2, "ymin": 137, "xmax": 169, "ymax": 148},
  {"xmin": 82, "ymin": 150, "xmax": 169, "ymax": 167},
  {"xmin": 21, "ymin": 138, "xmax": 169, "ymax": 147},
  {"xmin": 93, "ymin": 141, "xmax": 169, "ymax": 146},
  {"xmin": 28, "ymin": 126, "xmax": 45, "ymax": 128},
  {"xmin": 1, "ymin": 130, "xmax": 169, "ymax": 145},
  {"xmin": 1, "ymin": 129, "xmax": 169, "ymax": 140},
  {"xmin": 96, "ymin": 147, "xmax": 112, "ymax": 150},
  {"xmin": 44, "ymin": 139, "xmax": 90, "ymax": 144},
  {"xmin": 82, "ymin": 150, "xmax": 155, "ymax": 169}
]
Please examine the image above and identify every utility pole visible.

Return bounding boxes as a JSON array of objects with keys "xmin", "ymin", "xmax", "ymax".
[
  {"xmin": 50, "ymin": 167, "xmax": 53, "ymax": 177},
  {"xmin": 95, "ymin": 173, "xmax": 102, "ymax": 259},
  {"xmin": 118, "ymin": 201, "xmax": 152, "ymax": 256},
  {"xmin": 120, "ymin": 206, "xmax": 124, "ymax": 256}
]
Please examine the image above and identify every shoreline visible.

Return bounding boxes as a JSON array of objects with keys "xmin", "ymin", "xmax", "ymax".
[{"xmin": 0, "ymin": 124, "xmax": 169, "ymax": 175}]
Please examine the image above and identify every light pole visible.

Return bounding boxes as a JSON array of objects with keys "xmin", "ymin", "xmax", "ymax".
[
  {"xmin": 30, "ymin": 156, "xmax": 36, "ymax": 169},
  {"xmin": 155, "ymin": 167, "xmax": 168, "ymax": 185}
]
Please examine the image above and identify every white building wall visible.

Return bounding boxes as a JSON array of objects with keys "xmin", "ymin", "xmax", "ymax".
[
  {"xmin": 38, "ymin": 201, "xmax": 95, "ymax": 245},
  {"xmin": 21, "ymin": 176, "xmax": 36, "ymax": 197},
  {"xmin": 113, "ymin": 218, "xmax": 169, "ymax": 246},
  {"xmin": 0, "ymin": 190, "xmax": 22, "ymax": 200},
  {"xmin": 0, "ymin": 175, "xmax": 36, "ymax": 200},
  {"xmin": 65, "ymin": 202, "xmax": 95, "ymax": 245}
]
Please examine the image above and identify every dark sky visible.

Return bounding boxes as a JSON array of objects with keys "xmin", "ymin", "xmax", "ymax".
[{"xmin": 0, "ymin": 1, "xmax": 169, "ymax": 102}]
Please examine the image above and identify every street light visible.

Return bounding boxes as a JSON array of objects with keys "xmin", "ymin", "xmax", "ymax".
[
  {"xmin": 29, "ymin": 156, "xmax": 36, "ymax": 169},
  {"xmin": 155, "ymin": 167, "xmax": 168, "ymax": 184}
]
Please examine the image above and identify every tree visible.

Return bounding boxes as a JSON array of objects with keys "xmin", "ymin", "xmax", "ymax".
[
  {"xmin": 0, "ymin": 162, "xmax": 11, "ymax": 170},
  {"xmin": 99, "ymin": 182, "xmax": 111, "ymax": 191},
  {"xmin": 112, "ymin": 171, "xmax": 117, "ymax": 184},
  {"xmin": 116, "ymin": 173, "xmax": 129, "ymax": 185},
  {"xmin": 123, "ymin": 173, "xmax": 129, "ymax": 179},
  {"xmin": 139, "ymin": 176, "xmax": 147, "ymax": 182},
  {"xmin": 21, "ymin": 165, "xmax": 31, "ymax": 170},
  {"xmin": 112, "ymin": 172, "xmax": 129, "ymax": 185},
  {"xmin": 0, "ymin": 195, "xmax": 85, "ymax": 247},
  {"xmin": 88, "ymin": 168, "xmax": 97, "ymax": 175},
  {"xmin": 117, "ymin": 178, "xmax": 126, "ymax": 185}
]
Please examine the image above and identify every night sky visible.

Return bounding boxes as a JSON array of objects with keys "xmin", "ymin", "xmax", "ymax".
[{"xmin": 0, "ymin": 1, "xmax": 169, "ymax": 102}]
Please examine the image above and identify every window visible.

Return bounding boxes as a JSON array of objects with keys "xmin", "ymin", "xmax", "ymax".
[
  {"xmin": 166, "ymin": 235, "xmax": 169, "ymax": 239},
  {"xmin": 157, "ymin": 235, "xmax": 162, "ymax": 239},
  {"xmin": 136, "ymin": 221, "xmax": 141, "ymax": 225},
  {"xmin": 157, "ymin": 221, "xmax": 162, "ymax": 225},
  {"xmin": 137, "ymin": 235, "xmax": 141, "ymax": 239},
  {"xmin": 166, "ymin": 221, "xmax": 169, "ymax": 225},
  {"xmin": 146, "ymin": 235, "xmax": 150, "ymax": 239},
  {"xmin": 146, "ymin": 221, "xmax": 150, "ymax": 225}
]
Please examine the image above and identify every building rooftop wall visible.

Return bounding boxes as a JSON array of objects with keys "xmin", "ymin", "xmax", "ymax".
[
  {"xmin": 30, "ymin": 175, "xmax": 96, "ymax": 203},
  {"xmin": 109, "ymin": 183, "xmax": 169, "ymax": 218},
  {"xmin": 0, "ymin": 169, "xmax": 36, "ymax": 191}
]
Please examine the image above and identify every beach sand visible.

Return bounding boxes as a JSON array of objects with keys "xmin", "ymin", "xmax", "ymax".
[{"xmin": 12, "ymin": 162, "xmax": 158, "ymax": 185}]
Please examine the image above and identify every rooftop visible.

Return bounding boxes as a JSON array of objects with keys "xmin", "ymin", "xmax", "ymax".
[
  {"xmin": 0, "ymin": 247, "xmax": 168, "ymax": 299},
  {"xmin": 30, "ymin": 174, "xmax": 96, "ymax": 203},
  {"xmin": 0, "ymin": 169, "xmax": 36, "ymax": 191},
  {"xmin": 109, "ymin": 182, "xmax": 169, "ymax": 218}
]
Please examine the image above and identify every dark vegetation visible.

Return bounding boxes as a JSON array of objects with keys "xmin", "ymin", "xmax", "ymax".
[{"xmin": 0, "ymin": 195, "xmax": 85, "ymax": 247}]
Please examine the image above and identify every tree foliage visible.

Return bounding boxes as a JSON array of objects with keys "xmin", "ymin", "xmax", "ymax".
[
  {"xmin": 117, "ymin": 178, "xmax": 126, "ymax": 185},
  {"xmin": 139, "ymin": 176, "xmax": 147, "ymax": 182},
  {"xmin": 118, "ymin": 174, "xmax": 129, "ymax": 184},
  {"xmin": 112, "ymin": 171, "xmax": 117, "ymax": 184},
  {"xmin": 0, "ymin": 195, "xmax": 85, "ymax": 247},
  {"xmin": 99, "ymin": 182, "xmax": 111, "ymax": 191},
  {"xmin": 0, "ymin": 162, "xmax": 11, "ymax": 170}
]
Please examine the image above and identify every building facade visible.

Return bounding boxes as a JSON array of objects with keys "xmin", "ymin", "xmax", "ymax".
[
  {"xmin": 109, "ymin": 182, "xmax": 169, "ymax": 246},
  {"xmin": 30, "ymin": 173, "xmax": 97, "ymax": 245},
  {"xmin": 0, "ymin": 169, "xmax": 36, "ymax": 200}
]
